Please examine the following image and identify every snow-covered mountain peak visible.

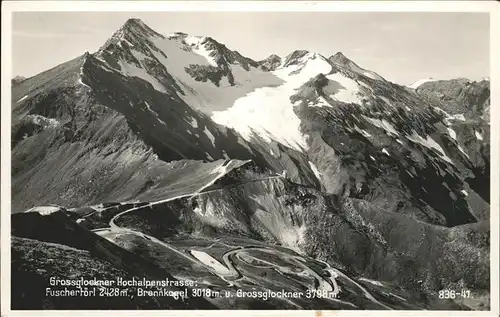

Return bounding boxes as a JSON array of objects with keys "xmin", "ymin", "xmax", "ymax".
[
  {"xmin": 329, "ymin": 52, "xmax": 350, "ymax": 65},
  {"xmin": 328, "ymin": 52, "xmax": 385, "ymax": 81},
  {"xmin": 87, "ymin": 20, "xmax": 284, "ymax": 115},
  {"xmin": 408, "ymin": 77, "xmax": 436, "ymax": 89},
  {"xmin": 100, "ymin": 19, "xmax": 259, "ymax": 73},
  {"xmin": 120, "ymin": 18, "xmax": 159, "ymax": 36},
  {"xmin": 95, "ymin": 18, "xmax": 163, "ymax": 61},
  {"xmin": 282, "ymin": 50, "xmax": 327, "ymax": 68},
  {"xmin": 80, "ymin": 18, "xmax": 484, "ymax": 159},
  {"xmin": 273, "ymin": 52, "xmax": 332, "ymax": 86},
  {"xmin": 163, "ymin": 32, "xmax": 260, "ymax": 71},
  {"xmin": 111, "ymin": 18, "xmax": 160, "ymax": 43},
  {"xmin": 123, "ymin": 17, "xmax": 148, "ymax": 28}
]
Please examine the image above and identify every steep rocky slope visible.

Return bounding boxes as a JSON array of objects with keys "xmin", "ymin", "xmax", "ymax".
[
  {"xmin": 415, "ymin": 78, "xmax": 490, "ymax": 117},
  {"xmin": 413, "ymin": 78, "xmax": 491, "ymax": 203},
  {"xmin": 12, "ymin": 212, "xmax": 216, "ymax": 309},
  {"xmin": 213, "ymin": 50, "xmax": 489, "ymax": 227},
  {"xmin": 114, "ymin": 176, "xmax": 489, "ymax": 296}
]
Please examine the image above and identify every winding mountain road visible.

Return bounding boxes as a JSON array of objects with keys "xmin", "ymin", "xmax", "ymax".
[{"xmin": 90, "ymin": 160, "xmax": 391, "ymax": 309}]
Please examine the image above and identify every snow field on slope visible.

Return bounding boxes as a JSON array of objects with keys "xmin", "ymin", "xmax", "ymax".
[
  {"xmin": 324, "ymin": 73, "xmax": 363, "ymax": 104},
  {"xmin": 345, "ymin": 60, "xmax": 385, "ymax": 81},
  {"xmin": 118, "ymin": 57, "xmax": 167, "ymax": 93},
  {"xmin": 211, "ymin": 84, "xmax": 309, "ymax": 151},
  {"xmin": 148, "ymin": 36, "xmax": 283, "ymax": 112},
  {"xmin": 104, "ymin": 34, "xmax": 278, "ymax": 112},
  {"xmin": 212, "ymin": 54, "xmax": 334, "ymax": 152},
  {"xmin": 190, "ymin": 250, "xmax": 233, "ymax": 276}
]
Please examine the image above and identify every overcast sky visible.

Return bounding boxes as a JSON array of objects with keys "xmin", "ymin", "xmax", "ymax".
[{"xmin": 12, "ymin": 11, "xmax": 489, "ymax": 85}]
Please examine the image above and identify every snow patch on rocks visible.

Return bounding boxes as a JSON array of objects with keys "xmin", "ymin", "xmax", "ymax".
[
  {"xmin": 475, "ymin": 130, "xmax": 484, "ymax": 140},
  {"xmin": 358, "ymin": 277, "xmax": 384, "ymax": 286},
  {"xmin": 189, "ymin": 117, "xmax": 198, "ymax": 128},
  {"xmin": 447, "ymin": 128, "xmax": 457, "ymax": 140},
  {"xmin": 184, "ymin": 36, "xmax": 218, "ymax": 67},
  {"xmin": 354, "ymin": 125, "xmax": 372, "ymax": 138},
  {"xmin": 25, "ymin": 205, "xmax": 62, "ymax": 216},
  {"xmin": 27, "ymin": 114, "xmax": 60, "ymax": 128},
  {"xmin": 204, "ymin": 126, "xmax": 216, "ymax": 146},
  {"xmin": 406, "ymin": 131, "xmax": 453, "ymax": 164},
  {"xmin": 362, "ymin": 116, "xmax": 399, "ymax": 136},
  {"xmin": 308, "ymin": 161, "xmax": 322, "ymax": 181}
]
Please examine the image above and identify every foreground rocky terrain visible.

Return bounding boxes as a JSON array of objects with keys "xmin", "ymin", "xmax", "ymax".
[{"xmin": 11, "ymin": 18, "xmax": 490, "ymax": 310}]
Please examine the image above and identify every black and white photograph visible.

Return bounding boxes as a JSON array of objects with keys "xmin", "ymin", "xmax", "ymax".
[{"xmin": 2, "ymin": 1, "xmax": 499, "ymax": 315}]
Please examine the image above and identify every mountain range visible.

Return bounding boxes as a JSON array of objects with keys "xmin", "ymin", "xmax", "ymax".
[{"xmin": 11, "ymin": 18, "xmax": 490, "ymax": 310}]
